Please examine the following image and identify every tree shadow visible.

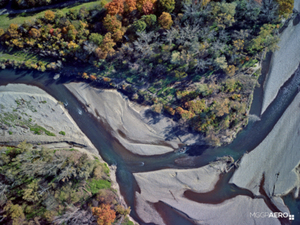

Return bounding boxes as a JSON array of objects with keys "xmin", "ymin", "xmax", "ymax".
[{"xmin": 143, "ymin": 109, "xmax": 162, "ymax": 125}]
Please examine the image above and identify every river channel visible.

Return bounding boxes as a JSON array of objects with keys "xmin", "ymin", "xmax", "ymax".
[{"xmin": 1, "ymin": 64, "xmax": 300, "ymax": 224}]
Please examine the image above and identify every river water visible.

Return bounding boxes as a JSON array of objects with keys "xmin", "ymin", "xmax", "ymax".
[{"xmin": 1, "ymin": 66, "xmax": 300, "ymax": 224}]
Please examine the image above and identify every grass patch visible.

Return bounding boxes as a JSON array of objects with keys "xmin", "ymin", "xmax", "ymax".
[
  {"xmin": 0, "ymin": 1, "xmax": 107, "ymax": 29},
  {"xmin": 0, "ymin": 49, "xmax": 50, "ymax": 65},
  {"xmin": 8, "ymin": 131, "xmax": 12, "ymax": 135},
  {"xmin": 29, "ymin": 124, "xmax": 55, "ymax": 136},
  {"xmin": 103, "ymin": 163, "xmax": 110, "ymax": 176},
  {"xmin": 87, "ymin": 179, "xmax": 111, "ymax": 195},
  {"xmin": 59, "ymin": 131, "xmax": 65, "ymax": 135}
]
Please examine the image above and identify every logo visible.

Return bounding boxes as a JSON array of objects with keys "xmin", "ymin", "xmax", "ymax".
[{"xmin": 250, "ymin": 212, "xmax": 295, "ymax": 220}]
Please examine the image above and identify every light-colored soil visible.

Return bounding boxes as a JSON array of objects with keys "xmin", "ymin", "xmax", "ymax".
[
  {"xmin": 0, "ymin": 83, "xmax": 101, "ymax": 159},
  {"xmin": 65, "ymin": 82, "xmax": 200, "ymax": 156}
]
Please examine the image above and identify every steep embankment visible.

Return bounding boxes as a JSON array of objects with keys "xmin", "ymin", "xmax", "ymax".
[
  {"xmin": 65, "ymin": 82, "xmax": 200, "ymax": 156},
  {"xmin": 0, "ymin": 83, "xmax": 100, "ymax": 158},
  {"xmin": 261, "ymin": 0, "xmax": 300, "ymax": 114}
]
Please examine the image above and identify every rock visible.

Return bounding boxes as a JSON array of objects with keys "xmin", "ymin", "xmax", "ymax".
[{"xmin": 53, "ymin": 74, "xmax": 60, "ymax": 80}]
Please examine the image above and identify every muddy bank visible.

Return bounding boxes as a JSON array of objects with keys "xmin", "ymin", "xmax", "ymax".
[{"xmin": 65, "ymin": 82, "xmax": 200, "ymax": 156}]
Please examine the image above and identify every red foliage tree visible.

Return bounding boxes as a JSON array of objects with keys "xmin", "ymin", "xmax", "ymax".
[
  {"xmin": 142, "ymin": 0, "xmax": 154, "ymax": 15},
  {"xmin": 92, "ymin": 204, "xmax": 116, "ymax": 225},
  {"xmin": 105, "ymin": 0, "xmax": 125, "ymax": 16}
]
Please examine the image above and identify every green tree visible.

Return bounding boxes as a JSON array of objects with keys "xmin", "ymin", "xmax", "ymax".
[
  {"xmin": 142, "ymin": 14, "xmax": 157, "ymax": 27},
  {"xmin": 133, "ymin": 20, "xmax": 147, "ymax": 32},
  {"xmin": 250, "ymin": 24, "xmax": 279, "ymax": 52},
  {"xmin": 89, "ymin": 33, "xmax": 103, "ymax": 46},
  {"xmin": 158, "ymin": 0, "xmax": 175, "ymax": 13}
]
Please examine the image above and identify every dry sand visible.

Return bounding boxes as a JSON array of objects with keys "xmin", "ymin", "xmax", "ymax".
[
  {"xmin": 230, "ymin": 91, "xmax": 300, "ymax": 214},
  {"xmin": 65, "ymin": 82, "xmax": 200, "ymax": 156},
  {"xmin": 0, "ymin": 83, "xmax": 100, "ymax": 158},
  {"xmin": 134, "ymin": 162, "xmax": 280, "ymax": 225},
  {"xmin": 261, "ymin": 0, "xmax": 300, "ymax": 113}
]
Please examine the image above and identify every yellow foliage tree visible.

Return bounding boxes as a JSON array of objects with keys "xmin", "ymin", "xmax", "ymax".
[
  {"xmin": 158, "ymin": 12, "xmax": 173, "ymax": 29},
  {"xmin": 44, "ymin": 10, "xmax": 55, "ymax": 22}
]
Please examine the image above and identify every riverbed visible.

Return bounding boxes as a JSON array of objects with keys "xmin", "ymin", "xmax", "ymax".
[{"xmin": 0, "ymin": 51, "xmax": 300, "ymax": 225}]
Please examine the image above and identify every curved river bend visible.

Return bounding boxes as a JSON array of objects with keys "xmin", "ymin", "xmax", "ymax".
[{"xmin": 1, "ymin": 66, "xmax": 300, "ymax": 224}]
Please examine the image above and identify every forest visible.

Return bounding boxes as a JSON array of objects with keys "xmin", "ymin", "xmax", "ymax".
[
  {"xmin": 0, "ymin": 142, "xmax": 133, "ymax": 225},
  {"xmin": 0, "ymin": 0, "xmax": 294, "ymax": 145}
]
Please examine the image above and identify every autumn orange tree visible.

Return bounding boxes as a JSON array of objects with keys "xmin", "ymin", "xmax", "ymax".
[
  {"xmin": 142, "ymin": 0, "xmax": 154, "ymax": 14},
  {"xmin": 124, "ymin": 0, "xmax": 137, "ymax": 13},
  {"xmin": 137, "ymin": 0, "xmax": 156, "ymax": 13},
  {"xmin": 105, "ymin": 0, "xmax": 125, "ymax": 15},
  {"xmin": 29, "ymin": 28, "xmax": 41, "ymax": 38},
  {"xmin": 92, "ymin": 204, "xmax": 116, "ymax": 225}
]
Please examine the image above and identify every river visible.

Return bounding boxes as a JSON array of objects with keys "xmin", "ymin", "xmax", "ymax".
[{"xmin": 1, "ymin": 65, "xmax": 300, "ymax": 224}]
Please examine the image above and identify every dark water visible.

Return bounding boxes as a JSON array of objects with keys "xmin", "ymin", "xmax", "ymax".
[{"xmin": 1, "ymin": 66, "xmax": 300, "ymax": 224}]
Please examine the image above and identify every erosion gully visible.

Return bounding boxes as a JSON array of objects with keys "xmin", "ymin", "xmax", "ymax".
[{"xmin": 0, "ymin": 61, "xmax": 300, "ymax": 224}]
